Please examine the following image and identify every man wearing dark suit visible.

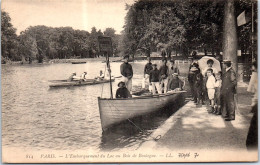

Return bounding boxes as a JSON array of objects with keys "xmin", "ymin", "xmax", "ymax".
[{"xmin": 221, "ymin": 60, "xmax": 237, "ymax": 121}]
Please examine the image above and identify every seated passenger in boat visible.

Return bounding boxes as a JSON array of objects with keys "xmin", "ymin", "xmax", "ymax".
[
  {"xmin": 80, "ymin": 72, "xmax": 88, "ymax": 81},
  {"xmin": 116, "ymin": 81, "xmax": 132, "ymax": 98},
  {"xmin": 68, "ymin": 72, "xmax": 81, "ymax": 81},
  {"xmin": 167, "ymin": 72, "xmax": 184, "ymax": 91}
]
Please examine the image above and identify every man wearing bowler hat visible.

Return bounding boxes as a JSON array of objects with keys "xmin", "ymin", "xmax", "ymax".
[
  {"xmin": 221, "ymin": 60, "xmax": 237, "ymax": 121},
  {"xmin": 120, "ymin": 55, "xmax": 133, "ymax": 93}
]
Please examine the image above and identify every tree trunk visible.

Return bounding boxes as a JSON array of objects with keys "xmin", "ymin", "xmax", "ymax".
[{"xmin": 222, "ymin": 0, "xmax": 238, "ymax": 72}]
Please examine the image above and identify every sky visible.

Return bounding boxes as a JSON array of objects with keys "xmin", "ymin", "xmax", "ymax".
[{"xmin": 1, "ymin": 0, "xmax": 135, "ymax": 35}]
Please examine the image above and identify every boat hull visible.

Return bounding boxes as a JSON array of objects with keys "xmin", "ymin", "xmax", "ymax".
[
  {"xmin": 98, "ymin": 91, "xmax": 186, "ymax": 131},
  {"xmin": 49, "ymin": 79, "xmax": 115, "ymax": 88},
  {"xmin": 71, "ymin": 62, "xmax": 86, "ymax": 64}
]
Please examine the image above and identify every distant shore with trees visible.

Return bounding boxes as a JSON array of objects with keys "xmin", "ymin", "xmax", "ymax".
[{"xmin": 1, "ymin": 0, "xmax": 256, "ymax": 64}]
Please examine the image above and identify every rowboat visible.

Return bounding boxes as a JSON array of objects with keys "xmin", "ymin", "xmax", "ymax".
[
  {"xmin": 98, "ymin": 90, "xmax": 186, "ymax": 131},
  {"xmin": 71, "ymin": 61, "xmax": 86, "ymax": 64},
  {"xmin": 49, "ymin": 78, "xmax": 115, "ymax": 88}
]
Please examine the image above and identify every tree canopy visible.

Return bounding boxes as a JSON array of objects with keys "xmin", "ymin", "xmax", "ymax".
[
  {"xmin": 1, "ymin": 10, "xmax": 121, "ymax": 63},
  {"xmin": 122, "ymin": 0, "xmax": 256, "ymax": 58}
]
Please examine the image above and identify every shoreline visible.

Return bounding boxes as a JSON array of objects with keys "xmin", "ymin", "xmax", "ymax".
[{"xmin": 1, "ymin": 57, "xmax": 123, "ymax": 65}]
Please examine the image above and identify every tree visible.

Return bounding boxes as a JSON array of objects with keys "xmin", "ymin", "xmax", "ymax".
[
  {"xmin": 122, "ymin": 0, "xmax": 225, "ymax": 57},
  {"xmin": 1, "ymin": 11, "xmax": 18, "ymax": 62}
]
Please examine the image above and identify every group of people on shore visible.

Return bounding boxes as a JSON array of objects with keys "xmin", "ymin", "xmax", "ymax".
[
  {"xmin": 188, "ymin": 58, "xmax": 236, "ymax": 121},
  {"xmin": 116, "ymin": 55, "xmax": 184, "ymax": 98},
  {"xmin": 115, "ymin": 54, "xmax": 258, "ymax": 149}
]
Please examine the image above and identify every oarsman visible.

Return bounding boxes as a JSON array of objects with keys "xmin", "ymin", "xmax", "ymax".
[
  {"xmin": 80, "ymin": 72, "xmax": 88, "ymax": 81},
  {"xmin": 68, "ymin": 72, "xmax": 76, "ymax": 81},
  {"xmin": 221, "ymin": 60, "xmax": 237, "ymax": 121},
  {"xmin": 159, "ymin": 58, "xmax": 169, "ymax": 93},
  {"xmin": 142, "ymin": 57, "xmax": 153, "ymax": 91},
  {"xmin": 120, "ymin": 55, "xmax": 133, "ymax": 93}
]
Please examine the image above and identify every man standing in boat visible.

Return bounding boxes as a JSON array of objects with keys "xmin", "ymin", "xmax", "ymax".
[
  {"xmin": 159, "ymin": 58, "xmax": 169, "ymax": 93},
  {"xmin": 120, "ymin": 55, "xmax": 133, "ymax": 93},
  {"xmin": 142, "ymin": 57, "xmax": 153, "ymax": 92}
]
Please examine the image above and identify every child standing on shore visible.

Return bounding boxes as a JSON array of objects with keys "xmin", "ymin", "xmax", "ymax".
[
  {"xmin": 206, "ymin": 69, "xmax": 216, "ymax": 113},
  {"xmin": 213, "ymin": 72, "xmax": 222, "ymax": 115}
]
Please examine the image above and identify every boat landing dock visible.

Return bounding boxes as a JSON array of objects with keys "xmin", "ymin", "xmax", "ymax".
[{"xmin": 138, "ymin": 82, "xmax": 257, "ymax": 161}]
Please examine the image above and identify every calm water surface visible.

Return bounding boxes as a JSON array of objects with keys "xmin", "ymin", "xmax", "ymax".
[{"xmin": 2, "ymin": 61, "xmax": 189, "ymax": 151}]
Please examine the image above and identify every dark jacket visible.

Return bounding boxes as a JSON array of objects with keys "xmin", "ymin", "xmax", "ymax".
[
  {"xmin": 144, "ymin": 62, "xmax": 153, "ymax": 75},
  {"xmin": 159, "ymin": 65, "xmax": 169, "ymax": 80},
  {"xmin": 167, "ymin": 76, "xmax": 183, "ymax": 90},
  {"xmin": 116, "ymin": 87, "xmax": 131, "ymax": 98},
  {"xmin": 221, "ymin": 68, "xmax": 236, "ymax": 94},
  {"xmin": 149, "ymin": 69, "xmax": 160, "ymax": 82},
  {"xmin": 120, "ymin": 62, "xmax": 133, "ymax": 79},
  {"xmin": 194, "ymin": 72, "xmax": 203, "ymax": 88}
]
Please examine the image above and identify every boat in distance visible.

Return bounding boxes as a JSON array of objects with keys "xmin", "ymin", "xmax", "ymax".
[
  {"xmin": 71, "ymin": 61, "xmax": 86, "ymax": 64},
  {"xmin": 98, "ymin": 90, "xmax": 186, "ymax": 131},
  {"xmin": 49, "ymin": 78, "xmax": 115, "ymax": 88}
]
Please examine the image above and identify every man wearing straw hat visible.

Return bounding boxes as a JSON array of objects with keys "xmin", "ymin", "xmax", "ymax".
[{"xmin": 221, "ymin": 60, "xmax": 237, "ymax": 121}]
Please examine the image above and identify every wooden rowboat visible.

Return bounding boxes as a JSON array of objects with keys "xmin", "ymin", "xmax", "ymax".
[
  {"xmin": 98, "ymin": 90, "xmax": 186, "ymax": 131},
  {"xmin": 71, "ymin": 61, "xmax": 86, "ymax": 64},
  {"xmin": 49, "ymin": 78, "xmax": 115, "ymax": 88}
]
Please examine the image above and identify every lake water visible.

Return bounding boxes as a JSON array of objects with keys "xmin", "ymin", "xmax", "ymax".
[{"xmin": 2, "ymin": 61, "xmax": 189, "ymax": 151}]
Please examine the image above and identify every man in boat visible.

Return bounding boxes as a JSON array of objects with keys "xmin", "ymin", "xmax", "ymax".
[
  {"xmin": 80, "ymin": 72, "xmax": 88, "ymax": 81},
  {"xmin": 167, "ymin": 72, "xmax": 184, "ymax": 91},
  {"xmin": 116, "ymin": 81, "xmax": 132, "ymax": 98},
  {"xmin": 142, "ymin": 57, "xmax": 153, "ymax": 92},
  {"xmin": 68, "ymin": 72, "xmax": 80, "ymax": 81},
  {"xmin": 159, "ymin": 58, "xmax": 169, "ymax": 93},
  {"xmin": 120, "ymin": 55, "xmax": 133, "ymax": 93},
  {"xmin": 169, "ymin": 59, "xmax": 180, "ymax": 76},
  {"xmin": 149, "ymin": 64, "xmax": 162, "ymax": 95}
]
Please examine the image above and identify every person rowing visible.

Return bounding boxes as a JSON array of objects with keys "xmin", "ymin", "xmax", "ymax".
[
  {"xmin": 80, "ymin": 72, "xmax": 88, "ymax": 81},
  {"xmin": 68, "ymin": 72, "xmax": 81, "ymax": 81}
]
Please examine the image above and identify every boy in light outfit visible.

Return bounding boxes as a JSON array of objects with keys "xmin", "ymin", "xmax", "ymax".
[
  {"xmin": 206, "ymin": 68, "xmax": 216, "ymax": 112},
  {"xmin": 213, "ymin": 72, "xmax": 222, "ymax": 115}
]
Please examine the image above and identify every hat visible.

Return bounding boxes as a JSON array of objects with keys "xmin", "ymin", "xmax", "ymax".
[
  {"xmin": 222, "ymin": 60, "xmax": 232, "ymax": 64},
  {"xmin": 118, "ymin": 81, "xmax": 125, "ymax": 87},
  {"xmin": 190, "ymin": 67, "xmax": 198, "ymax": 72},
  {"xmin": 152, "ymin": 63, "xmax": 157, "ymax": 66},
  {"xmin": 123, "ymin": 55, "xmax": 129, "ymax": 59}
]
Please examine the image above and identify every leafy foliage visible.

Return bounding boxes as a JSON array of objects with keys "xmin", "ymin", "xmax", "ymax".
[
  {"xmin": 1, "ymin": 11, "xmax": 121, "ymax": 62},
  {"xmin": 1, "ymin": 11, "xmax": 18, "ymax": 62},
  {"xmin": 122, "ymin": 0, "xmax": 226, "ymax": 57}
]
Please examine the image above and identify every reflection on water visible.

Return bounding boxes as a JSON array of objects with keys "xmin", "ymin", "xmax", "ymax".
[{"xmin": 2, "ymin": 61, "xmax": 189, "ymax": 151}]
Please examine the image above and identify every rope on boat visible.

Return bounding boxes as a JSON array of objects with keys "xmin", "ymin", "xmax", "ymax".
[{"xmin": 106, "ymin": 100, "xmax": 162, "ymax": 142}]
